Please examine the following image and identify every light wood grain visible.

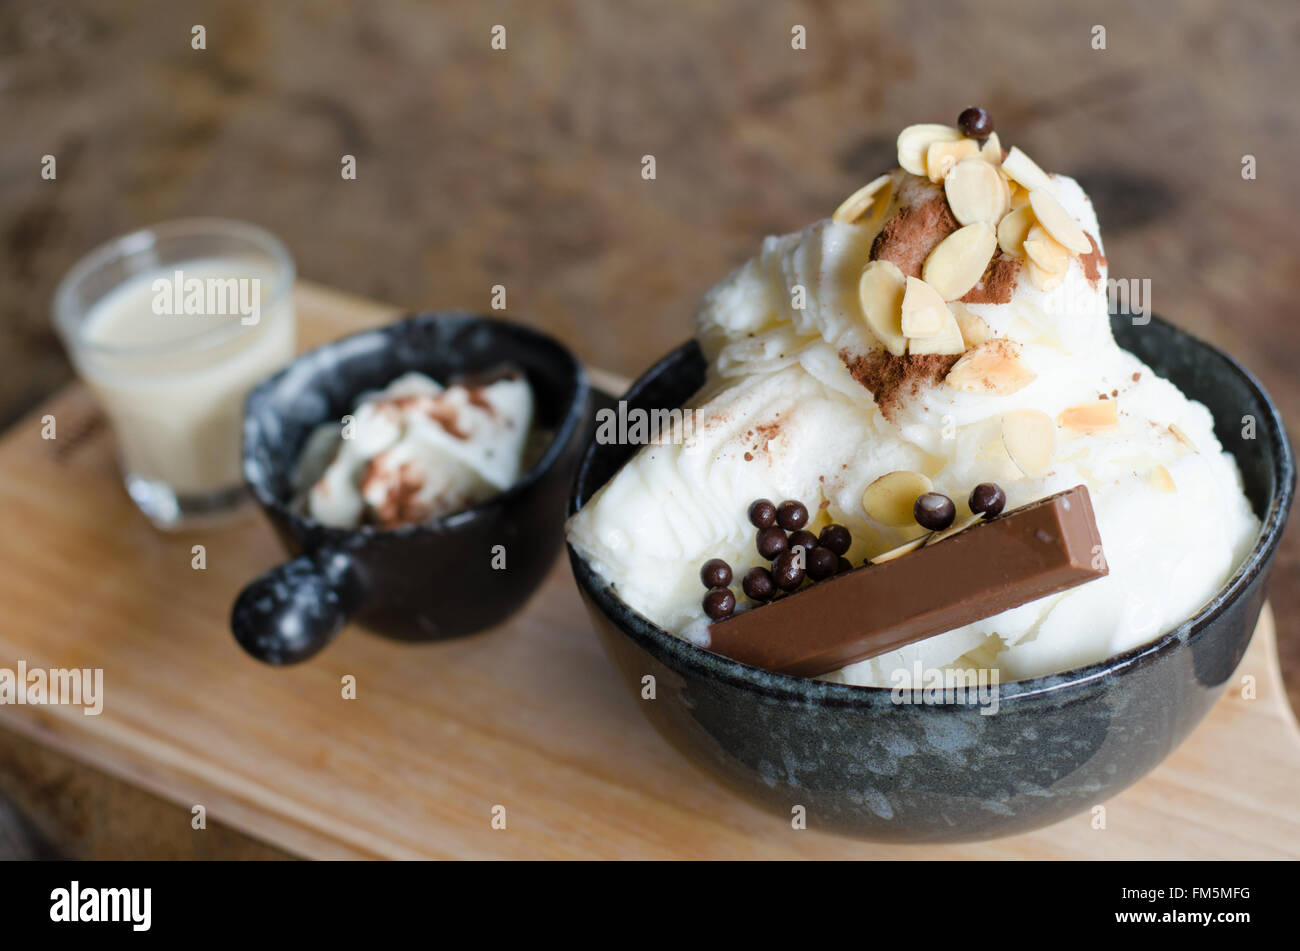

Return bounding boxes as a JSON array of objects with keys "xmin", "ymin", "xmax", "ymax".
[{"xmin": 0, "ymin": 281, "xmax": 1295, "ymax": 859}]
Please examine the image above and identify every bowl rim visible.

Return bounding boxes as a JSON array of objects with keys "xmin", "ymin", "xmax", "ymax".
[
  {"xmin": 243, "ymin": 310, "xmax": 590, "ymax": 541},
  {"xmin": 568, "ymin": 313, "xmax": 1295, "ymax": 707}
]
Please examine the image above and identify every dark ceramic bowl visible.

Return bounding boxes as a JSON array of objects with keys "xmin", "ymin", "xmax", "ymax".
[
  {"xmin": 234, "ymin": 312, "xmax": 590, "ymax": 664},
  {"xmin": 568, "ymin": 314, "xmax": 1294, "ymax": 841}
]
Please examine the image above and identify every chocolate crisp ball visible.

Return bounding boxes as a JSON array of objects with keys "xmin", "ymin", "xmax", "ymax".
[
  {"xmin": 699, "ymin": 558, "xmax": 732, "ymax": 589},
  {"xmin": 756, "ymin": 525, "xmax": 789, "ymax": 560},
  {"xmin": 914, "ymin": 492, "xmax": 956, "ymax": 531},
  {"xmin": 702, "ymin": 587, "xmax": 736, "ymax": 620},
  {"xmin": 969, "ymin": 482, "xmax": 1007, "ymax": 518},
  {"xmin": 748, "ymin": 498, "xmax": 777, "ymax": 529},
  {"xmin": 771, "ymin": 549, "xmax": 806, "ymax": 591},
  {"xmin": 958, "ymin": 106, "xmax": 994, "ymax": 139},
  {"xmin": 776, "ymin": 500, "xmax": 809, "ymax": 532},
  {"xmin": 837, "ymin": 557, "xmax": 854, "ymax": 574},
  {"xmin": 806, "ymin": 546, "xmax": 838, "ymax": 581},
  {"xmin": 742, "ymin": 566, "xmax": 776, "ymax": 602},
  {"xmin": 788, "ymin": 529, "xmax": 819, "ymax": 552},
  {"xmin": 818, "ymin": 524, "xmax": 852, "ymax": 556}
]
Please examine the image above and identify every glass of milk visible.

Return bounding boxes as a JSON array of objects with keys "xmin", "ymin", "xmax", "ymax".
[{"xmin": 53, "ymin": 219, "xmax": 295, "ymax": 529}]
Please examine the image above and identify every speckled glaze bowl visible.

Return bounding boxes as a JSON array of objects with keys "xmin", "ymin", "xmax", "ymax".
[
  {"xmin": 568, "ymin": 314, "xmax": 1294, "ymax": 842},
  {"xmin": 234, "ymin": 312, "xmax": 589, "ymax": 664}
]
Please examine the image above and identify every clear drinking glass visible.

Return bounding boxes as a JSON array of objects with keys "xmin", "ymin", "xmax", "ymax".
[{"xmin": 52, "ymin": 219, "xmax": 296, "ymax": 530}]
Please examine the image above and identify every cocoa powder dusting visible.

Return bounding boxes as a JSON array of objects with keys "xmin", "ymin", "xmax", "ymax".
[
  {"xmin": 840, "ymin": 348, "xmax": 961, "ymax": 422},
  {"xmin": 753, "ymin": 422, "xmax": 780, "ymax": 454},
  {"xmin": 869, "ymin": 196, "xmax": 959, "ymax": 278},
  {"xmin": 959, "ymin": 252, "xmax": 1021, "ymax": 304},
  {"xmin": 464, "ymin": 386, "xmax": 495, "ymax": 415},
  {"xmin": 1080, "ymin": 233, "xmax": 1106, "ymax": 287},
  {"xmin": 380, "ymin": 394, "xmax": 469, "ymax": 439},
  {"xmin": 425, "ymin": 401, "xmax": 470, "ymax": 439},
  {"xmin": 362, "ymin": 459, "xmax": 430, "ymax": 528}
]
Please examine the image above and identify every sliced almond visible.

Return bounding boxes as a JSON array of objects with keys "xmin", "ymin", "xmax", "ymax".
[
  {"xmin": 951, "ymin": 302, "xmax": 994, "ymax": 346},
  {"xmin": 857, "ymin": 260, "xmax": 908, "ymax": 357},
  {"xmin": 1149, "ymin": 466, "xmax": 1177, "ymax": 493},
  {"xmin": 862, "ymin": 470, "xmax": 933, "ymax": 526},
  {"xmin": 897, "ymin": 124, "xmax": 963, "ymax": 177},
  {"xmin": 979, "ymin": 132, "xmax": 1003, "ymax": 165},
  {"xmin": 996, "ymin": 205, "xmax": 1036, "ymax": 258},
  {"xmin": 945, "ymin": 340, "xmax": 1036, "ymax": 395},
  {"xmin": 1025, "ymin": 259, "xmax": 1064, "ymax": 291},
  {"xmin": 1058, "ymin": 399, "xmax": 1119, "ymax": 433},
  {"xmin": 1169, "ymin": 423, "xmax": 1199, "ymax": 453},
  {"xmin": 908, "ymin": 309, "xmax": 966, "ymax": 355},
  {"xmin": 1022, "ymin": 224, "xmax": 1070, "ymax": 275},
  {"xmin": 925, "ymin": 138, "xmax": 979, "ymax": 183},
  {"xmin": 868, "ymin": 534, "xmax": 930, "ymax": 564},
  {"xmin": 1027, "ymin": 188, "xmax": 1090, "ymax": 254},
  {"xmin": 833, "ymin": 174, "xmax": 893, "ymax": 225},
  {"xmin": 944, "ymin": 157, "xmax": 1010, "ymax": 226},
  {"xmin": 1001, "ymin": 409, "xmax": 1057, "ymax": 477},
  {"xmin": 924, "ymin": 513, "xmax": 983, "ymax": 546},
  {"xmin": 981, "ymin": 437, "xmax": 1029, "ymax": 483},
  {"xmin": 900, "ymin": 276, "xmax": 950, "ymax": 337},
  {"xmin": 1001, "ymin": 146, "xmax": 1055, "ymax": 194},
  {"xmin": 921, "ymin": 221, "xmax": 997, "ymax": 301}
]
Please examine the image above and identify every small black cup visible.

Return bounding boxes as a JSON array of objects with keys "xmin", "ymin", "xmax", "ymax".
[{"xmin": 233, "ymin": 312, "xmax": 590, "ymax": 664}]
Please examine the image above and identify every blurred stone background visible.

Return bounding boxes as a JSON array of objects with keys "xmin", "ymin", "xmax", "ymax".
[{"xmin": 0, "ymin": 0, "xmax": 1297, "ymax": 854}]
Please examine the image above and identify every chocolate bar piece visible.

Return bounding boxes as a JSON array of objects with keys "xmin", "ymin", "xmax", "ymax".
[{"xmin": 707, "ymin": 485, "xmax": 1106, "ymax": 678}]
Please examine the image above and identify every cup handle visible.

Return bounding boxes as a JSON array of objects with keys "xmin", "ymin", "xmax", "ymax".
[{"xmin": 231, "ymin": 549, "xmax": 365, "ymax": 664}]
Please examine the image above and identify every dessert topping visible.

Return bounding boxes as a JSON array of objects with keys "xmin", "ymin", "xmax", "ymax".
[
  {"xmin": 913, "ymin": 492, "xmax": 957, "ymax": 531},
  {"xmin": 922, "ymin": 221, "xmax": 998, "ymax": 300},
  {"xmin": 776, "ymin": 499, "xmax": 810, "ymax": 531},
  {"xmin": 817, "ymin": 523, "xmax": 852, "ymax": 556},
  {"xmin": 1028, "ymin": 188, "xmax": 1091, "ymax": 253},
  {"xmin": 806, "ymin": 546, "xmax": 839, "ymax": 580},
  {"xmin": 703, "ymin": 588, "xmax": 736, "ymax": 620},
  {"xmin": 858, "ymin": 260, "xmax": 909, "ymax": 356},
  {"xmin": 700, "ymin": 558, "xmax": 732, "ymax": 588},
  {"xmin": 1059, "ymin": 399, "xmax": 1119, "ymax": 433},
  {"xmin": 896, "ymin": 123, "xmax": 963, "ymax": 177},
  {"xmin": 772, "ymin": 549, "xmax": 806, "ymax": 590},
  {"xmin": 1001, "ymin": 408, "xmax": 1058, "ymax": 477},
  {"xmin": 1149, "ymin": 466, "xmax": 1177, "ymax": 493},
  {"xmin": 868, "ymin": 535, "xmax": 928, "ymax": 564},
  {"xmin": 906, "ymin": 309, "xmax": 966, "ymax": 355},
  {"xmin": 1169, "ymin": 423, "xmax": 1199, "ymax": 454},
  {"xmin": 945, "ymin": 339, "xmax": 1036, "ymax": 395},
  {"xmin": 969, "ymin": 481, "xmax": 1007, "ymax": 517},
  {"xmin": 925, "ymin": 513, "xmax": 985, "ymax": 546},
  {"xmin": 996, "ymin": 204, "xmax": 1036, "ymax": 257},
  {"xmin": 756, "ymin": 525, "xmax": 789, "ymax": 559},
  {"xmin": 945, "ymin": 156, "xmax": 1010, "ymax": 226},
  {"xmin": 1001, "ymin": 146, "xmax": 1055, "ymax": 194},
  {"xmin": 957, "ymin": 106, "xmax": 995, "ymax": 139},
  {"xmin": 788, "ymin": 529, "xmax": 819, "ymax": 551},
  {"xmin": 925, "ymin": 138, "xmax": 979, "ymax": 183},
  {"xmin": 1022, "ymin": 223, "xmax": 1070, "ymax": 275},
  {"xmin": 742, "ymin": 566, "xmax": 776, "ymax": 601},
  {"xmin": 747, "ymin": 498, "xmax": 777, "ymax": 528},
  {"xmin": 707, "ymin": 486, "xmax": 1108, "ymax": 678},
  {"xmin": 832, "ymin": 173, "xmax": 893, "ymax": 225},
  {"xmin": 862, "ymin": 469, "xmax": 934, "ymax": 525}
]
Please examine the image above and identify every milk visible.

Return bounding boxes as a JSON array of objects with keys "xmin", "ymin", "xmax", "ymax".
[{"xmin": 73, "ymin": 259, "xmax": 294, "ymax": 498}]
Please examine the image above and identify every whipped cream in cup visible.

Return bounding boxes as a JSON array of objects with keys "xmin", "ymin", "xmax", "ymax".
[{"xmin": 296, "ymin": 369, "xmax": 534, "ymax": 529}]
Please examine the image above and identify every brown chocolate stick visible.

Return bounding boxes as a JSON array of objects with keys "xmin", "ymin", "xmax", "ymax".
[{"xmin": 707, "ymin": 485, "xmax": 1106, "ymax": 678}]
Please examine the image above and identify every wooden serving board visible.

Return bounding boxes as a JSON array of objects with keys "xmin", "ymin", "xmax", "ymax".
[{"xmin": 0, "ymin": 281, "xmax": 1296, "ymax": 859}]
